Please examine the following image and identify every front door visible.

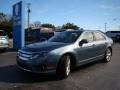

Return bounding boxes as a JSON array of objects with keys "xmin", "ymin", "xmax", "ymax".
[{"xmin": 75, "ymin": 32, "xmax": 96, "ymax": 63}]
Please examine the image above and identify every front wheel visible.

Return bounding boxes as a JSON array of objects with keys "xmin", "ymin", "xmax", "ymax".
[
  {"xmin": 56, "ymin": 55, "xmax": 71, "ymax": 78},
  {"xmin": 103, "ymin": 48, "xmax": 112, "ymax": 63}
]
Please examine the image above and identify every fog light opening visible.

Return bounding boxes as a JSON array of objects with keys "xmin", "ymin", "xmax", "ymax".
[{"xmin": 45, "ymin": 64, "xmax": 55, "ymax": 70}]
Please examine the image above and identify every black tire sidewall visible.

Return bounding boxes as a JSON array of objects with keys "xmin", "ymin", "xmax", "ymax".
[
  {"xmin": 104, "ymin": 48, "xmax": 112, "ymax": 62},
  {"xmin": 56, "ymin": 55, "xmax": 70, "ymax": 78}
]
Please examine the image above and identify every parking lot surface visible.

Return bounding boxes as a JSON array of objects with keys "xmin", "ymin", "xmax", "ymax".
[{"xmin": 0, "ymin": 43, "xmax": 120, "ymax": 90}]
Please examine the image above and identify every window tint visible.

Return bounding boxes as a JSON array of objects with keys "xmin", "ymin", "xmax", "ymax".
[
  {"xmin": 110, "ymin": 31, "xmax": 120, "ymax": 33},
  {"xmin": 94, "ymin": 32, "xmax": 105, "ymax": 41},
  {"xmin": 0, "ymin": 31, "xmax": 6, "ymax": 36},
  {"xmin": 49, "ymin": 31, "xmax": 82, "ymax": 43},
  {"xmin": 81, "ymin": 32, "xmax": 93, "ymax": 42}
]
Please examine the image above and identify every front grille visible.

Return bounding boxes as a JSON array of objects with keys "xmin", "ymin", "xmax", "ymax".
[
  {"xmin": 17, "ymin": 60, "xmax": 46, "ymax": 72},
  {"xmin": 19, "ymin": 51, "xmax": 33, "ymax": 59}
]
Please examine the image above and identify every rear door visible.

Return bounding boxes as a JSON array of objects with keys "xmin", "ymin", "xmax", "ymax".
[{"xmin": 93, "ymin": 32, "xmax": 106, "ymax": 57}]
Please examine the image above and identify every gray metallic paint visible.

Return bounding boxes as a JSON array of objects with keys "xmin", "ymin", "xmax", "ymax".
[{"xmin": 16, "ymin": 30, "xmax": 113, "ymax": 73}]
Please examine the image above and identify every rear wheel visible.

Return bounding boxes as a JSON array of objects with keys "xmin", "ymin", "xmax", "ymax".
[
  {"xmin": 103, "ymin": 48, "xmax": 112, "ymax": 62},
  {"xmin": 56, "ymin": 55, "xmax": 71, "ymax": 78}
]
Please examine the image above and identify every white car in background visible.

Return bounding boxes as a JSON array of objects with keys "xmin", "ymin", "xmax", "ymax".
[{"xmin": 0, "ymin": 30, "xmax": 9, "ymax": 51}]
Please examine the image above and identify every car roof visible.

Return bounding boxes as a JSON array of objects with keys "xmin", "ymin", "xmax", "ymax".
[
  {"xmin": 61, "ymin": 30, "xmax": 103, "ymax": 33},
  {"xmin": 64, "ymin": 30, "xmax": 83, "ymax": 33}
]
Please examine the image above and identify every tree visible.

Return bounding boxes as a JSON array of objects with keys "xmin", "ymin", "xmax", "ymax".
[
  {"xmin": 0, "ymin": 13, "xmax": 6, "ymax": 22},
  {"xmin": 41, "ymin": 23, "xmax": 55, "ymax": 29},
  {"xmin": 0, "ymin": 12, "xmax": 13, "ymax": 38},
  {"xmin": 62, "ymin": 22, "xmax": 79, "ymax": 30},
  {"xmin": 30, "ymin": 21, "xmax": 41, "ymax": 28}
]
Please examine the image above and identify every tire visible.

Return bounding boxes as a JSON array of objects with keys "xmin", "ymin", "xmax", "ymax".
[
  {"xmin": 2, "ymin": 48, "xmax": 7, "ymax": 52},
  {"xmin": 103, "ymin": 48, "xmax": 112, "ymax": 63},
  {"xmin": 0, "ymin": 48, "xmax": 7, "ymax": 53},
  {"xmin": 56, "ymin": 55, "xmax": 71, "ymax": 78}
]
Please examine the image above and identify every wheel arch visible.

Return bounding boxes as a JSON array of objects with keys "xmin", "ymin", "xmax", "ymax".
[
  {"xmin": 57, "ymin": 52, "xmax": 77, "ymax": 70},
  {"xmin": 107, "ymin": 46, "xmax": 112, "ymax": 56}
]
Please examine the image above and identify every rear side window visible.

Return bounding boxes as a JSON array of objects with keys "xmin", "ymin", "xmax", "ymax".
[
  {"xmin": 94, "ymin": 32, "xmax": 105, "ymax": 41},
  {"xmin": 81, "ymin": 32, "xmax": 94, "ymax": 42},
  {"xmin": 0, "ymin": 31, "xmax": 6, "ymax": 36},
  {"xmin": 106, "ymin": 31, "xmax": 120, "ymax": 34},
  {"xmin": 110, "ymin": 31, "xmax": 120, "ymax": 33}
]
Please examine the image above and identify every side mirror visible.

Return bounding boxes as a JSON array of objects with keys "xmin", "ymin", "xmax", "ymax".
[{"xmin": 79, "ymin": 39, "xmax": 88, "ymax": 46}]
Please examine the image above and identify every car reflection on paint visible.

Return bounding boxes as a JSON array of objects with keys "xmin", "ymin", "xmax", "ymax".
[{"xmin": 16, "ymin": 30, "xmax": 113, "ymax": 78}]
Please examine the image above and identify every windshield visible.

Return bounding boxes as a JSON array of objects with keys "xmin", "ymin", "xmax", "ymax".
[
  {"xmin": 48, "ymin": 31, "xmax": 82, "ymax": 43},
  {"xmin": 0, "ymin": 31, "xmax": 6, "ymax": 36}
]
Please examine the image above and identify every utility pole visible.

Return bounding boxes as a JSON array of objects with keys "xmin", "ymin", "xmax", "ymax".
[
  {"xmin": 104, "ymin": 23, "xmax": 107, "ymax": 32},
  {"xmin": 27, "ymin": 3, "xmax": 31, "ymax": 32}
]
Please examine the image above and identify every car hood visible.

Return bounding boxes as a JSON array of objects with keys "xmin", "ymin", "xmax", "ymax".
[{"xmin": 22, "ymin": 41, "xmax": 69, "ymax": 52}]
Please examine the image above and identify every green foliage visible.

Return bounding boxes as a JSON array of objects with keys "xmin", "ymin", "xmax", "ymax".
[
  {"xmin": 62, "ymin": 22, "xmax": 79, "ymax": 30},
  {"xmin": 41, "ymin": 23, "xmax": 55, "ymax": 29},
  {"xmin": 0, "ymin": 12, "xmax": 82, "ymax": 38}
]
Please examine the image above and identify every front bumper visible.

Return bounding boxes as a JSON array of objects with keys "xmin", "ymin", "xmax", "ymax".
[
  {"xmin": 16, "ymin": 57, "xmax": 56, "ymax": 74},
  {"xmin": 0, "ymin": 44, "xmax": 9, "ymax": 49}
]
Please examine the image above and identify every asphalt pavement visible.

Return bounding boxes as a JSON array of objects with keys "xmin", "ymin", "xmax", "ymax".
[{"xmin": 0, "ymin": 43, "xmax": 120, "ymax": 90}]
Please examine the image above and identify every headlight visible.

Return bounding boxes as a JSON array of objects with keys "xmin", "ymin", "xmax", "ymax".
[
  {"xmin": 31, "ymin": 54, "xmax": 39, "ymax": 59},
  {"xmin": 31, "ymin": 51, "xmax": 49, "ymax": 59},
  {"xmin": 39, "ymin": 51, "xmax": 49, "ymax": 57}
]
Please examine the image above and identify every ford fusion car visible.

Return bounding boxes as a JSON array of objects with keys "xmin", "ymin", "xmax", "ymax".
[{"xmin": 16, "ymin": 30, "xmax": 113, "ymax": 78}]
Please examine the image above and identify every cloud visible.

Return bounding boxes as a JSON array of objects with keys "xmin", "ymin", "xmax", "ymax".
[{"xmin": 100, "ymin": 5, "xmax": 120, "ymax": 10}]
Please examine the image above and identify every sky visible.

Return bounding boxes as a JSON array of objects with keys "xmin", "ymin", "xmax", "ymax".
[{"xmin": 0, "ymin": 0, "xmax": 120, "ymax": 31}]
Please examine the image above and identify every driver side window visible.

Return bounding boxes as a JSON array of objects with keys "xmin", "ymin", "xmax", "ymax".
[{"xmin": 81, "ymin": 32, "xmax": 94, "ymax": 43}]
